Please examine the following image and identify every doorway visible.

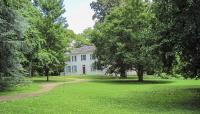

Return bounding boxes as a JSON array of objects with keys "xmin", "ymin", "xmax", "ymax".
[{"xmin": 82, "ymin": 65, "xmax": 86, "ymax": 75}]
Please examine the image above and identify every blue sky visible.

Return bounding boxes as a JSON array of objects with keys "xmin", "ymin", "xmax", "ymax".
[{"xmin": 63, "ymin": 0, "xmax": 96, "ymax": 34}]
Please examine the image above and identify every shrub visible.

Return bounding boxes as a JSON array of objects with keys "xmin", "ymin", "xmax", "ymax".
[{"xmin": 157, "ymin": 73, "xmax": 171, "ymax": 79}]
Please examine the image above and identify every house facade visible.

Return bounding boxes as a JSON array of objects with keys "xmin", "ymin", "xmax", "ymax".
[
  {"xmin": 64, "ymin": 45, "xmax": 105, "ymax": 75},
  {"xmin": 64, "ymin": 45, "xmax": 136, "ymax": 76}
]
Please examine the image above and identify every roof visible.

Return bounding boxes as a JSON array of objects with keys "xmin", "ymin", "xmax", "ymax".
[{"xmin": 69, "ymin": 45, "xmax": 96, "ymax": 54}]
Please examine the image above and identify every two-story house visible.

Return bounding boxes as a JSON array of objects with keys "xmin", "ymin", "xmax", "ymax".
[{"xmin": 64, "ymin": 45, "xmax": 105, "ymax": 75}]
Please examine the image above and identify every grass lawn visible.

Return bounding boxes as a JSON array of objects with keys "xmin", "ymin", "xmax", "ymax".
[
  {"xmin": 0, "ymin": 76, "xmax": 73, "ymax": 96},
  {"xmin": 0, "ymin": 76, "xmax": 199, "ymax": 114},
  {"xmin": 0, "ymin": 83, "xmax": 39, "ymax": 96}
]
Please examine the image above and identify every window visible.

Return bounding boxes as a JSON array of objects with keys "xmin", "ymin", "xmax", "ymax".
[
  {"xmin": 90, "ymin": 54, "xmax": 95, "ymax": 60},
  {"xmin": 71, "ymin": 56, "xmax": 77, "ymax": 62},
  {"xmin": 67, "ymin": 66, "xmax": 71, "ymax": 73},
  {"xmin": 81, "ymin": 55, "xmax": 86, "ymax": 61},
  {"xmin": 72, "ymin": 65, "xmax": 77, "ymax": 73}
]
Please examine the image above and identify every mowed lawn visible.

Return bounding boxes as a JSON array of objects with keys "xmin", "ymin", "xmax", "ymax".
[
  {"xmin": 0, "ymin": 76, "xmax": 199, "ymax": 114},
  {"xmin": 0, "ymin": 76, "xmax": 73, "ymax": 96}
]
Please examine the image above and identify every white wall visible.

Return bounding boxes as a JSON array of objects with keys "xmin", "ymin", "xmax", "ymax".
[
  {"xmin": 64, "ymin": 53, "xmax": 105, "ymax": 75},
  {"xmin": 64, "ymin": 53, "xmax": 137, "ymax": 76}
]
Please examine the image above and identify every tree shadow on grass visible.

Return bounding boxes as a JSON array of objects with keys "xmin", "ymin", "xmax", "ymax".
[
  {"xmin": 92, "ymin": 79, "xmax": 174, "ymax": 85},
  {"xmin": 92, "ymin": 87, "xmax": 200, "ymax": 113},
  {"xmin": 179, "ymin": 88, "xmax": 200, "ymax": 110}
]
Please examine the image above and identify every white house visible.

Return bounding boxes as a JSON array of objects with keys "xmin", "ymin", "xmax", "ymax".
[
  {"xmin": 64, "ymin": 45, "xmax": 136, "ymax": 76},
  {"xmin": 64, "ymin": 45, "xmax": 105, "ymax": 75}
]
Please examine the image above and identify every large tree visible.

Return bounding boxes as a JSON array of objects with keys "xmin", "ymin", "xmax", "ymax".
[
  {"xmin": 34, "ymin": 0, "xmax": 69, "ymax": 81},
  {"xmin": 20, "ymin": 0, "xmax": 45, "ymax": 77},
  {"xmin": 0, "ymin": 0, "xmax": 27, "ymax": 90},
  {"xmin": 91, "ymin": 0, "xmax": 154, "ymax": 81},
  {"xmin": 153, "ymin": 0, "xmax": 200, "ymax": 78}
]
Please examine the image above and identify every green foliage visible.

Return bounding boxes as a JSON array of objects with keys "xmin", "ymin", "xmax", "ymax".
[
  {"xmin": 81, "ymin": 27, "xmax": 93, "ymax": 40},
  {"xmin": 20, "ymin": 1, "xmax": 45, "ymax": 77},
  {"xmin": 36, "ymin": 0, "xmax": 68, "ymax": 79},
  {"xmin": 90, "ymin": 0, "xmax": 123, "ymax": 22},
  {"xmin": 1, "ymin": 0, "xmax": 71, "ymax": 83},
  {"xmin": 73, "ymin": 30, "xmax": 91, "ymax": 48},
  {"xmin": 153, "ymin": 0, "xmax": 200, "ymax": 78},
  {"xmin": 21, "ymin": 0, "xmax": 70, "ymax": 78},
  {"xmin": 91, "ymin": 0, "xmax": 156, "ymax": 81},
  {"xmin": 156, "ymin": 73, "xmax": 182, "ymax": 79},
  {"xmin": 0, "ymin": 0, "xmax": 26, "ymax": 90}
]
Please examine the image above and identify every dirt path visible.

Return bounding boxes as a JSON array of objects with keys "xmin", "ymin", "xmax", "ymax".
[{"xmin": 0, "ymin": 79, "xmax": 88, "ymax": 102}]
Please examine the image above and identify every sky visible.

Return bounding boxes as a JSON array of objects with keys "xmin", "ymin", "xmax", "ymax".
[{"xmin": 63, "ymin": 0, "xmax": 96, "ymax": 34}]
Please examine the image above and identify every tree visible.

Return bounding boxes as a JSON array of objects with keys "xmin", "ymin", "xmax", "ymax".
[
  {"xmin": 91, "ymin": 0, "xmax": 154, "ymax": 81},
  {"xmin": 34, "ymin": 0, "xmax": 69, "ymax": 81},
  {"xmin": 0, "ymin": 0, "xmax": 26, "ymax": 90},
  {"xmin": 20, "ymin": 0, "xmax": 45, "ymax": 77},
  {"xmin": 90, "ymin": 0, "xmax": 122, "ymax": 22},
  {"xmin": 153, "ymin": 0, "xmax": 200, "ymax": 78},
  {"xmin": 73, "ymin": 28, "xmax": 93, "ymax": 47},
  {"xmin": 81, "ymin": 27, "xmax": 94, "ymax": 41},
  {"xmin": 151, "ymin": 0, "xmax": 178, "ymax": 74}
]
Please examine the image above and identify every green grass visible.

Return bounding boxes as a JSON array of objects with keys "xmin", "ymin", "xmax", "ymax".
[
  {"xmin": 0, "ymin": 83, "xmax": 39, "ymax": 96},
  {"xmin": 31, "ymin": 76, "xmax": 74, "ymax": 83},
  {"xmin": 0, "ymin": 76, "xmax": 73, "ymax": 96},
  {"xmin": 0, "ymin": 76, "xmax": 199, "ymax": 114}
]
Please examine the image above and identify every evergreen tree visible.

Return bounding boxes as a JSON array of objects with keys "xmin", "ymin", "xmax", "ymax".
[{"xmin": 0, "ymin": 0, "xmax": 25, "ymax": 90}]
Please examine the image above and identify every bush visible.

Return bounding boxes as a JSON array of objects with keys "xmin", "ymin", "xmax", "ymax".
[
  {"xmin": 171, "ymin": 74, "xmax": 184, "ymax": 79},
  {"xmin": 156, "ymin": 73, "xmax": 184, "ymax": 79},
  {"xmin": 157, "ymin": 73, "xmax": 171, "ymax": 79},
  {"xmin": 0, "ymin": 74, "xmax": 26, "ymax": 91}
]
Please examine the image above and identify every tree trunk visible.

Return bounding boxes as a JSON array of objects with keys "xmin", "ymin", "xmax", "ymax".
[
  {"xmin": 194, "ymin": 67, "xmax": 199, "ymax": 80},
  {"xmin": 44, "ymin": 66, "xmax": 49, "ymax": 82},
  {"xmin": 29, "ymin": 58, "xmax": 33, "ymax": 77},
  {"xmin": 137, "ymin": 65, "xmax": 144, "ymax": 82},
  {"xmin": 120, "ymin": 69, "xmax": 127, "ymax": 78}
]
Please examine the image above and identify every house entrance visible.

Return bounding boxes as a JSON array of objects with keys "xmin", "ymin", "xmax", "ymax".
[{"xmin": 82, "ymin": 65, "xmax": 86, "ymax": 75}]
